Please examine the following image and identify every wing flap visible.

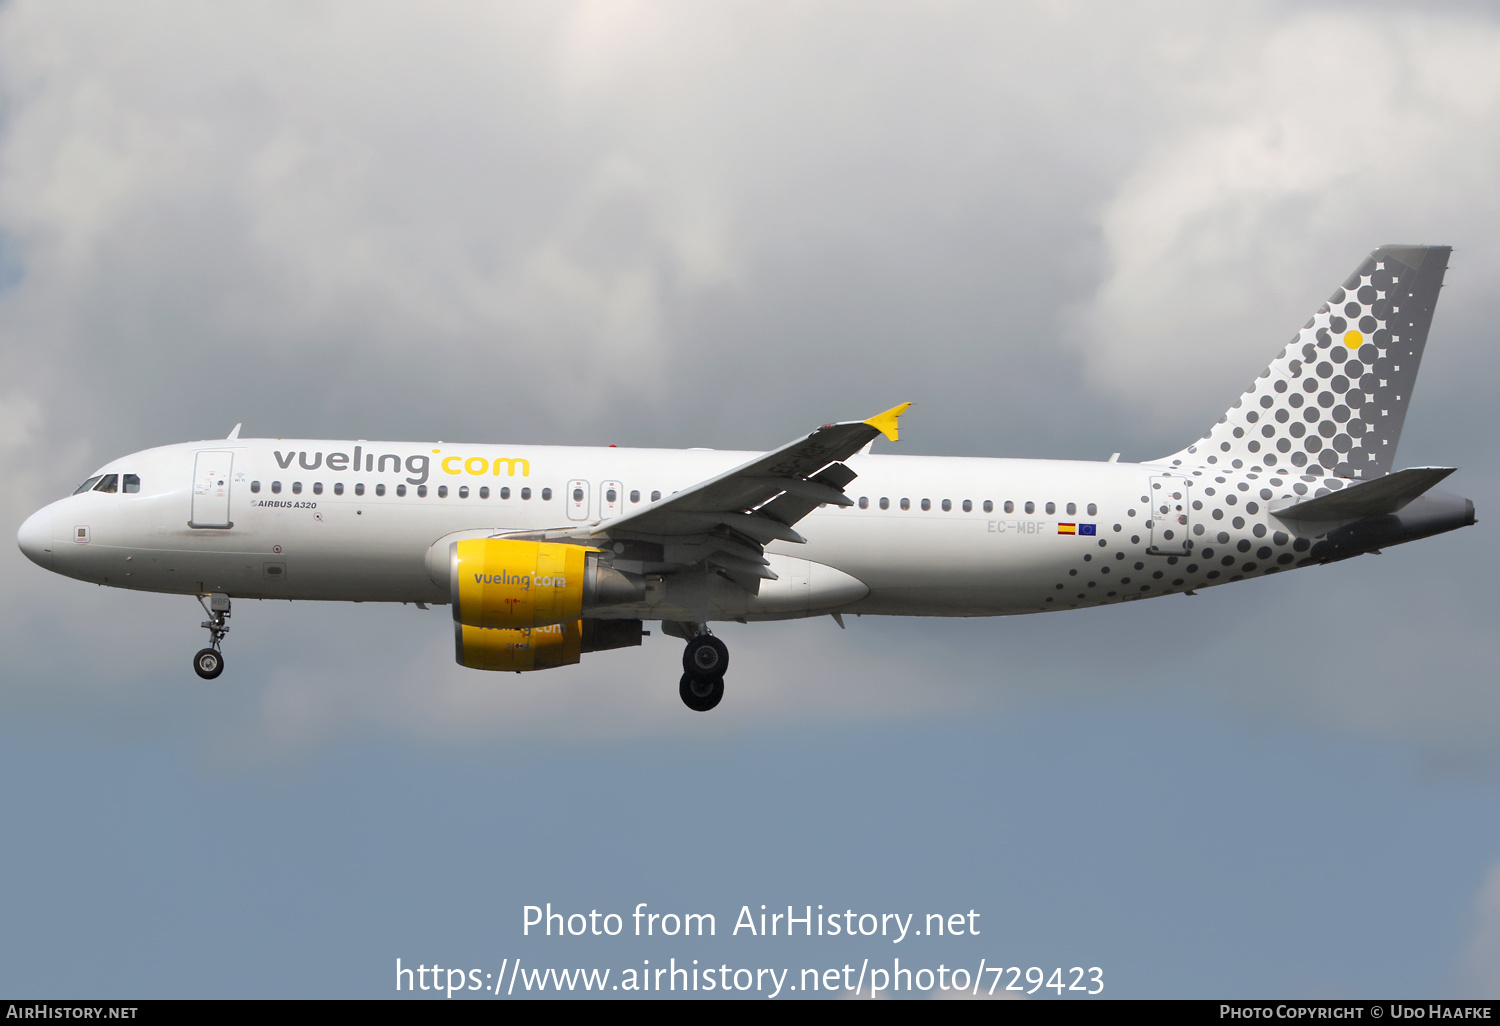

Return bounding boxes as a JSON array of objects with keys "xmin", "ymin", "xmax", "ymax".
[
  {"xmin": 755, "ymin": 462, "xmax": 860, "ymax": 527},
  {"xmin": 633, "ymin": 511, "xmax": 806, "ymax": 545},
  {"xmin": 744, "ymin": 475, "xmax": 854, "ymax": 507},
  {"xmin": 707, "ymin": 552, "xmax": 780, "ymax": 580}
]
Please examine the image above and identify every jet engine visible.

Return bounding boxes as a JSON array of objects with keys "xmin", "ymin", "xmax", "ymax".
[
  {"xmin": 454, "ymin": 618, "xmax": 644, "ymax": 672},
  {"xmin": 443, "ymin": 538, "xmax": 644, "ymax": 629}
]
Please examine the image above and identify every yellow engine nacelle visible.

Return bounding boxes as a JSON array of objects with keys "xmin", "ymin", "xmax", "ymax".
[
  {"xmin": 455, "ymin": 620, "xmax": 581, "ymax": 671},
  {"xmin": 452, "ymin": 538, "xmax": 586, "ymax": 629},
  {"xmin": 454, "ymin": 619, "xmax": 645, "ymax": 672},
  {"xmin": 446, "ymin": 537, "xmax": 645, "ymax": 629}
]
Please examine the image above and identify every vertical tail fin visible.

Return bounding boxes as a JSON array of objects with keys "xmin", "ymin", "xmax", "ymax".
[{"xmin": 1159, "ymin": 245, "xmax": 1451, "ymax": 479}]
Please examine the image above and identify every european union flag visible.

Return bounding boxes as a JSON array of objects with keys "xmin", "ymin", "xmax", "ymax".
[{"xmin": 1079, "ymin": 523, "xmax": 1097, "ymax": 536}]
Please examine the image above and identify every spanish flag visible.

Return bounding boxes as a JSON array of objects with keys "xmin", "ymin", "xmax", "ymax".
[{"xmin": 1058, "ymin": 523, "xmax": 1077, "ymax": 535}]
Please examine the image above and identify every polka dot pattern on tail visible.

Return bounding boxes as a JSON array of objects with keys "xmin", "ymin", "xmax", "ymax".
[{"xmin": 1158, "ymin": 246, "xmax": 1450, "ymax": 481}]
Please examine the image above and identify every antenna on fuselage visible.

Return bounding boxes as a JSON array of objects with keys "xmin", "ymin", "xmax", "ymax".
[{"xmin": 227, "ymin": 423, "xmax": 242, "ymax": 440}]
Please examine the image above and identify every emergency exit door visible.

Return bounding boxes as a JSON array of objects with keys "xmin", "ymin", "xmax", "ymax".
[
  {"xmin": 600, "ymin": 480, "xmax": 624, "ymax": 519},
  {"xmin": 566, "ymin": 479, "xmax": 590, "ymax": 521}
]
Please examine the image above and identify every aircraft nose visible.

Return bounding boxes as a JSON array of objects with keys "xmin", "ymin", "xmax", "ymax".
[{"xmin": 17, "ymin": 508, "xmax": 54, "ymax": 570}]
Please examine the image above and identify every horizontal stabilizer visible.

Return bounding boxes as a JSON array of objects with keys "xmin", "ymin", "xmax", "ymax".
[{"xmin": 1271, "ymin": 467, "xmax": 1456, "ymax": 521}]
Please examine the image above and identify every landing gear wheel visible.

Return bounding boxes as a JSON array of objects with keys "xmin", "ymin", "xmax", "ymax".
[
  {"xmin": 193, "ymin": 594, "xmax": 232, "ymax": 681},
  {"xmin": 679, "ymin": 672, "xmax": 724, "ymax": 712},
  {"xmin": 193, "ymin": 648, "xmax": 224, "ymax": 680},
  {"xmin": 682, "ymin": 634, "xmax": 729, "ymax": 679}
]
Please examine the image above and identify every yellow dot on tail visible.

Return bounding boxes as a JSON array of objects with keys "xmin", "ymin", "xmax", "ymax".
[{"xmin": 1344, "ymin": 330, "xmax": 1363, "ymax": 350}]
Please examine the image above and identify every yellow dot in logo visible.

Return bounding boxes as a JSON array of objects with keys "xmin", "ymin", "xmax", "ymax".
[{"xmin": 1343, "ymin": 330, "xmax": 1363, "ymax": 350}]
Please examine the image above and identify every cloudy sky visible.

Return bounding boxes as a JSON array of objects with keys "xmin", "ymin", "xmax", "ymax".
[{"xmin": 3, "ymin": 0, "xmax": 1499, "ymax": 998}]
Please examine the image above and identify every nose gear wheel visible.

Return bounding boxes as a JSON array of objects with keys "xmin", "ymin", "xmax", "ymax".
[
  {"xmin": 193, "ymin": 648, "xmax": 224, "ymax": 679},
  {"xmin": 193, "ymin": 593, "xmax": 231, "ymax": 680}
]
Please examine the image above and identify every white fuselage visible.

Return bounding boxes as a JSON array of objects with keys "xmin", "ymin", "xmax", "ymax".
[{"xmin": 18, "ymin": 436, "xmax": 1350, "ymax": 622}]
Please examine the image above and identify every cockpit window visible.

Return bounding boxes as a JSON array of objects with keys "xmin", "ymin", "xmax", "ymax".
[
  {"xmin": 93, "ymin": 474, "xmax": 119, "ymax": 493},
  {"xmin": 123, "ymin": 474, "xmax": 140, "ymax": 493},
  {"xmin": 73, "ymin": 476, "xmax": 102, "ymax": 495}
]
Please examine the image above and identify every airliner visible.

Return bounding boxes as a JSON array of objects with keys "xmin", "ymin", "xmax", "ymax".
[{"xmin": 16, "ymin": 245, "xmax": 1474, "ymax": 711}]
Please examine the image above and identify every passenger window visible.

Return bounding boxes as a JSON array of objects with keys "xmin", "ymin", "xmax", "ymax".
[
  {"xmin": 250, "ymin": 481, "xmax": 261, "ymax": 494},
  {"xmin": 1045, "ymin": 501, "xmax": 1055, "ymax": 515},
  {"xmin": 438, "ymin": 485, "xmax": 448, "ymax": 498},
  {"xmin": 292, "ymin": 482, "xmax": 302, "ymax": 495},
  {"xmin": 859, "ymin": 496, "xmax": 869, "ymax": 509},
  {"xmin": 900, "ymin": 498, "xmax": 910, "ymax": 511},
  {"xmin": 1087, "ymin": 503, "xmax": 1097, "ymax": 516},
  {"xmin": 500, "ymin": 486, "xmax": 510, "ymax": 500},
  {"xmin": 271, "ymin": 481, "xmax": 282, "ymax": 494},
  {"xmin": 313, "ymin": 482, "xmax": 323, "ymax": 495},
  {"xmin": 630, "ymin": 490, "xmax": 640, "ymax": 503},
  {"xmin": 334, "ymin": 482, "xmax": 344, "ymax": 496},
  {"xmin": 73, "ymin": 476, "xmax": 102, "ymax": 495},
  {"xmin": 962, "ymin": 499, "xmax": 971, "ymax": 512},
  {"xmin": 920, "ymin": 498, "xmax": 930, "ymax": 511},
  {"xmin": 651, "ymin": 490, "xmax": 661, "ymax": 502},
  {"xmin": 542, "ymin": 488, "xmax": 552, "ymax": 500},
  {"xmin": 605, "ymin": 487, "xmax": 617, "ymax": 503},
  {"xmin": 983, "ymin": 500, "xmax": 993, "ymax": 513},
  {"xmin": 879, "ymin": 497, "xmax": 889, "ymax": 510},
  {"xmin": 124, "ymin": 474, "xmax": 140, "ymax": 493},
  {"xmin": 459, "ymin": 486, "xmax": 469, "ymax": 498},
  {"xmin": 942, "ymin": 499, "xmax": 952, "ymax": 512},
  {"xmin": 1066, "ymin": 502, "xmax": 1076, "ymax": 515},
  {"xmin": 355, "ymin": 483, "xmax": 365, "ymax": 496},
  {"xmin": 95, "ymin": 474, "xmax": 119, "ymax": 493},
  {"xmin": 396, "ymin": 484, "xmax": 407, "ymax": 497},
  {"xmin": 1024, "ymin": 501, "xmax": 1034, "ymax": 514},
  {"xmin": 376, "ymin": 484, "xmax": 386, "ymax": 496},
  {"xmin": 1000, "ymin": 500, "xmax": 1010, "ymax": 513},
  {"xmin": 480, "ymin": 486, "xmax": 490, "ymax": 499},
  {"xmin": 522, "ymin": 488, "xmax": 532, "ymax": 500},
  {"xmin": 417, "ymin": 485, "xmax": 428, "ymax": 497}
]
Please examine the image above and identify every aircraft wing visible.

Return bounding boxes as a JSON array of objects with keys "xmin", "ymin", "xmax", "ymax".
[{"xmin": 519, "ymin": 403, "xmax": 910, "ymax": 590}]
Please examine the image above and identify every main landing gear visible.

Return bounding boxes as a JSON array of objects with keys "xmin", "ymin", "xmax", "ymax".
[
  {"xmin": 679, "ymin": 632, "xmax": 728, "ymax": 713},
  {"xmin": 193, "ymin": 593, "xmax": 230, "ymax": 680}
]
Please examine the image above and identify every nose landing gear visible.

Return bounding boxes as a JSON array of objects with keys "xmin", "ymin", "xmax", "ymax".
[
  {"xmin": 193, "ymin": 593, "xmax": 230, "ymax": 680},
  {"xmin": 679, "ymin": 631, "xmax": 728, "ymax": 712}
]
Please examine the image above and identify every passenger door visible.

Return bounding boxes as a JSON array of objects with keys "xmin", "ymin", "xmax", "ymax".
[
  {"xmin": 1147, "ymin": 474, "xmax": 1189, "ymax": 555},
  {"xmin": 190, "ymin": 451, "xmax": 234, "ymax": 529}
]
